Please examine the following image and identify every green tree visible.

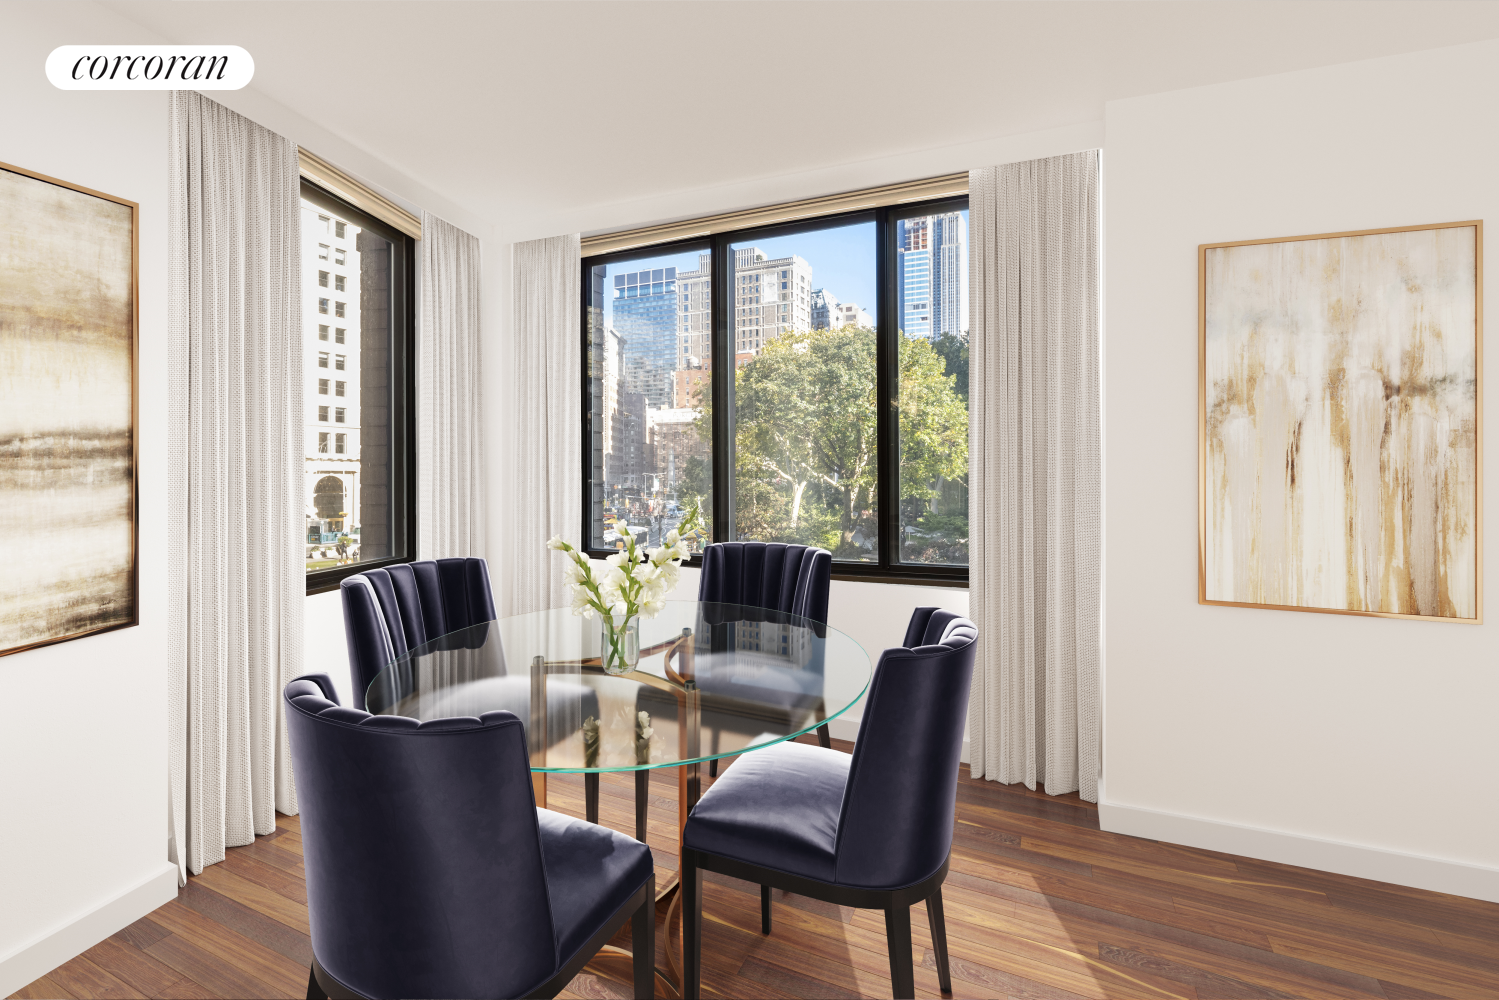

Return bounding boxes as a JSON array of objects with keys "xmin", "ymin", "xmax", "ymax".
[{"xmin": 930, "ymin": 331, "xmax": 969, "ymax": 403}]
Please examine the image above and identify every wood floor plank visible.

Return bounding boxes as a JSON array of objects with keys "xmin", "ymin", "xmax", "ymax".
[
  {"xmin": 24, "ymin": 761, "xmax": 1499, "ymax": 1000},
  {"xmin": 9, "ymin": 975, "xmax": 81, "ymax": 1000}
]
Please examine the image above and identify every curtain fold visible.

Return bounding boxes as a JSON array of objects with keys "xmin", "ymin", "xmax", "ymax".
[
  {"xmin": 967, "ymin": 150, "xmax": 1102, "ymax": 802},
  {"xmin": 167, "ymin": 92, "xmax": 303, "ymax": 884},
  {"xmin": 498, "ymin": 235, "xmax": 581, "ymax": 617},
  {"xmin": 418, "ymin": 212, "xmax": 484, "ymax": 559}
]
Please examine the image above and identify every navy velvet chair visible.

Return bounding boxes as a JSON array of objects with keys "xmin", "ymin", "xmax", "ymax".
[
  {"xmin": 680, "ymin": 608, "xmax": 977, "ymax": 1000},
  {"xmin": 286, "ymin": 674, "xmax": 655, "ymax": 1000},
  {"xmin": 694, "ymin": 542, "xmax": 833, "ymax": 775},
  {"xmin": 341, "ymin": 557, "xmax": 602, "ymax": 822}
]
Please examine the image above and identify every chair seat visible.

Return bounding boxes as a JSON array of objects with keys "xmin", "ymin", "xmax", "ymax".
[
  {"xmin": 537, "ymin": 809, "xmax": 654, "ymax": 966},
  {"xmin": 683, "ymin": 740, "xmax": 848, "ymax": 883}
]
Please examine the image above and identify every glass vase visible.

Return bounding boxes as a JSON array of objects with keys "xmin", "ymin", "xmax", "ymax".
[{"xmin": 600, "ymin": 611, "xmax": 640, "ymax": 675}]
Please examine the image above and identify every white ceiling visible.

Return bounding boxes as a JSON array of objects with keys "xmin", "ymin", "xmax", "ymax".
[{"xmin": 107, "ymin": 0, "xmax": 1499, "ymax": 234}]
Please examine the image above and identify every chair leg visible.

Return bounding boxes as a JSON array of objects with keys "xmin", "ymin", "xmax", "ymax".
[
  {"xmin": 708, "ymin": 728, "xmax": 721, "ymax": 777},
  {"xmin": 585, "ymin": 772, "xmax": 599, "ymax": 825},
  {"xmin": 306, "ymin": 965, "xmax": 328, "ymax": 1000},
  {"xmin": 816, "ymin": 724, "xmax": 831, "ymax": 748},
  {"xmin": 884, "ymin": 903, "xmax": 915, "ymax": 999},
  {"xmin": 761, "ymin": 884, "xmax": 772, "ymax": 934},
  {"xmin": 926, "ymin": 887, "xmax": 951, "ymax": 994},
  {"xmin": 632, "ymin": 874, "xmax": 656, "ymax": 1000},
  {"xmin": 635, "ymin": 769, "xmax": 649, "ymax": 842},
  {"xmin": 683, "ymin": 852, "xmax": 702, "ymax": 1000}
]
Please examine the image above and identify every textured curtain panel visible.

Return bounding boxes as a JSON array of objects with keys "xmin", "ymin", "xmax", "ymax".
[
  {"xmin": 167, "ymin": 92, "xmax": 303, "ymax": 883},
  {"xmin": 967, "ymin": 150, "xmax": 1102, "ymax": 802},
  {"xmin": 498, "ymin": 235, "xmax": 580, "ymax": 616},
  {"xmin": 418, "ymin": 212, "xmax": 484, "ymax": 559}
]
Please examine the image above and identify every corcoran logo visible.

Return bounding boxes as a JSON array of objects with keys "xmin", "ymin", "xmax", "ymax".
[{"xmin": 46, "ymin": 46, "xmax": 254, "ymax": 90}]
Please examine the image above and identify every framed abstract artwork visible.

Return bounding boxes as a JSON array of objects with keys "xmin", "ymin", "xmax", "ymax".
[
  {"xmin": 1199, "ymin": 221, "xmax": 1481, "ymax": 622},
  {"xmin": 0, "ymin": 162, "xmax": 138, "ymax": 655}
]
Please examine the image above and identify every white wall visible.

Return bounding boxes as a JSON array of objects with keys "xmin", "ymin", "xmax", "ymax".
[
  {"xmin": 1103, "ymin": 39, "xmax": 1499, "ymax": 901},
  {"xmin": 0, "ymin": 6, "xmax": 178, "ymax": 994}
]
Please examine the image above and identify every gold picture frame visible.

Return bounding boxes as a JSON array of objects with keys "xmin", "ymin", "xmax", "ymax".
[
  {"xmin": 0, "ymin": 160, "xmax": 139, "ymax": 655},
  {"xmin": 1198, "ymin": 220, "xmax": 1482, "ymax": 623}
]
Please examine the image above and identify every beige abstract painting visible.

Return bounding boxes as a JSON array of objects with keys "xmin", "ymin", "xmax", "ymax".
[
  {"xmin": 0, "ymin": 164, "xmax": 136, "ymax": 654},
  {"xmin": 1202, "ymin": 223, "xmax": 1479, "ymax": 621}
]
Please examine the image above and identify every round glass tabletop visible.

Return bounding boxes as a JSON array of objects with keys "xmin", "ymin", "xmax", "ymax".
[{"xmin": 365, "ymin": 601, "xmax": 872, "ymax": 773}]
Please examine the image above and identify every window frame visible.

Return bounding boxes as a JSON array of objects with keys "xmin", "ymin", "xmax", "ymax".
[
  {"xmin": 302, "ymin": 179, "xmax": 418, "ymax": 596},
  {"xmin": 579, "ymin": 194, "xmax": 968, "ymax": 587}
]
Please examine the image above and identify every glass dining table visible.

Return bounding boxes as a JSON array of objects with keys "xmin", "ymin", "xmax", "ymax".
[{"xmin": 364, "ymin": 600, "xmax": 872, "ymax": 994}]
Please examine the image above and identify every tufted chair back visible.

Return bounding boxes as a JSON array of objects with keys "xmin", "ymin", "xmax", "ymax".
[
  {"xmin": 285, "ymin": 674, "xmax": 556, "ymax": 999},
  {"xmin": 832, "ymin": 607, "xmax": 977, "ymax": 890},
  {"xmin": 697, "ymin": 542, "xmax": 832, "ymax": 625},
  {"xmin": 341, "ymin": 557, "xmax": 496, "ymax": 709}
]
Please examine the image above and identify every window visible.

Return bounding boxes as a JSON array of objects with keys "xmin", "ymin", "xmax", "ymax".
[
  {"xmin": 301, "ymin": 180, "xmax": 416, "ymax": 591},
  {"xmin": 581, "ymin": 190, "xmax": 969, "ymax": 584}
]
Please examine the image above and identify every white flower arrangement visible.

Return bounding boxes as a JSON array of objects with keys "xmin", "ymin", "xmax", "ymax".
[{"xmin": 547, "ymin": 497, "xmax": 705, "ymax": 624}]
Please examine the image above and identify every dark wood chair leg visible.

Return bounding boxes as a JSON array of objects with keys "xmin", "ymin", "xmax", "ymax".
[
  {"xmin": 761, "ymin": 884, "xmax": 772, "ymax": 934},
  {"xmin": 683, "ymin": 851, "xmax": 702, "ymax": 1000},
  {"xmin": 816, "ymin": 724, "xmax": 831, "ymax": 748},
  {"xmin": 306, "ymin": 965, "xmax": 328, "ymax": 1000},
  {"xmin": 634, "ymin": 769, "xmax": 649, "ymax": 842},
  {"xmin": 708, "ymin": 728, "xmax": 721, "ymax": 777},
  {"xmin": 633, "ymin": 875, "xmax": 656, "ymax": 999},
  {"xmin": 884, "ymin": 903, "xmax": 915, "ymax": 999},
  {"xmin": 926, "ymin": 887, "xmax": 951, "ymax": 993},
  {"xmin": 585, "ymin": 772, "xmax": 599, "ymax": 824}
]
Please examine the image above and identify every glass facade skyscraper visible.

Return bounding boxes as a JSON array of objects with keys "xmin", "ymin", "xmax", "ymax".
[
  {"xmin": 897, "ymin": 212, "xmax": 967, "ymax": 339},
  {"xmin": 613, "ymin": 266, "xmax": 679, "ymax": 408}
]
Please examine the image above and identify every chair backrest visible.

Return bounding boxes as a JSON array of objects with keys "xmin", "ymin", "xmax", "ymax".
[
  {"xmin": 285, "ymin": 674, "xmax": 559, "ymax": 999},
  {"xmin": 341, "ymin": 556, "xmax": 496, "ymax": 709},
  {"xmin": 697, "ymin": 542, "xmax": 832, "ymax": 625},
  {"xmin": 832, "ymin": 608, "xmax": 977, "ymax": 890}
]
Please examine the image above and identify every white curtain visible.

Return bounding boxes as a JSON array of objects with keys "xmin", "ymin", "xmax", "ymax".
[
  {"xmin": 418, "ymin": 212, "xmax": 484, "ymax": 559},
  {"xmin": 966, "ymin": 150, "xmax": 1102, "ymax": 802},
  {"xmin": 167, "ymin": 92, "xmax": 303, "ymax": 883},
  {"xmin": 497, "ymin": 235, "xmax": 580, "ymax": 617}
]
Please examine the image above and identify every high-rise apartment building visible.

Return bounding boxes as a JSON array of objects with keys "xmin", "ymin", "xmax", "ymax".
[
  {"xmin": 301, "ymin": 202, "xmax": 362, "ymax": 559},
  {"xmin": 733, "ymin": 247, "xmax": 813, "ymax": 355},
  {"xmin": 897, "ymin": 212, "xmax": 967, "ymax": 339},
  {"xmin": 612, "ymin": 266, "xmax": 679, "ymax": 408},
  {"xmin": 678, "ymin": 252, "xmax": 712, "ymax": 366}
]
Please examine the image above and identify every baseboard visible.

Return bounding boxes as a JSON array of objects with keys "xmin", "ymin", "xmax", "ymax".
[
  {"xmin": 1097, "ymin": 781, "xmax": 1499, "ymax": 903},
  {"xmin": 0, "ymin": 861, "xmax": 179, "ymax": 996}
]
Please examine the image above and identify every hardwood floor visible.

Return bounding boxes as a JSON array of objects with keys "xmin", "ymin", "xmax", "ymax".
[{"xmin": 12, "ymin": 738, "xmax": 1499, "ymax": 999}]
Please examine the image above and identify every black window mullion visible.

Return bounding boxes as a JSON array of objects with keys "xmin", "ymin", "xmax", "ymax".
[
  {"xmin": 874, "ymin": 208, "xmax": 896, "ymax": 573},
  {"xmin": 711, "ymin": 233, "xmax": 733, "ymax": 544}
]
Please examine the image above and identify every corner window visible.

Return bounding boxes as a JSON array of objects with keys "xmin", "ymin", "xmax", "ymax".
[
  {"xmin": 301, "ymin": 180, "xmax": 416, "ymax": 590},
  {"xmin": 581, "ymin": 193, "xmax": 969, "ymax": 584}
]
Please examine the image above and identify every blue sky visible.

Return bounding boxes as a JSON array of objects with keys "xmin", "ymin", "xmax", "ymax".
[{"xmin": 599, "ymin": 220, "xmax": 878, "ymax": 328}]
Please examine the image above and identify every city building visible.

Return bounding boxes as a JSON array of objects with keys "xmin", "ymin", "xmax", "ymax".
[
  {"xmin": 674, "ymin": 359, "xmax": 710, "ymax": 409},
  {"xmin": 897, "ymin": 212, "xmax": 967, "ymax": 339},
  {"xmin": 301, "ymin": 201, "xmax": 363, "ymax": 562},
  {"xmin": 612, "ymin": 265, "xmax": 679, "ymax": 408},
  {"xmin": 648, "ymin": 408, "xmax": 709, "ymax": 489},
  {"xmin": 811, "ymin": 287, "xmax": 840, "ymax": 329},
  {"xmin": 678, "ymin": 252, "xmax": 712, "ymax": 366},
  {"xmin": 733, "ymin": 246, "xmax": 813, "ymax": 355},
  {"xmin": 837, "ymin": 302, "xmax": 874, "ymax": 328}
]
